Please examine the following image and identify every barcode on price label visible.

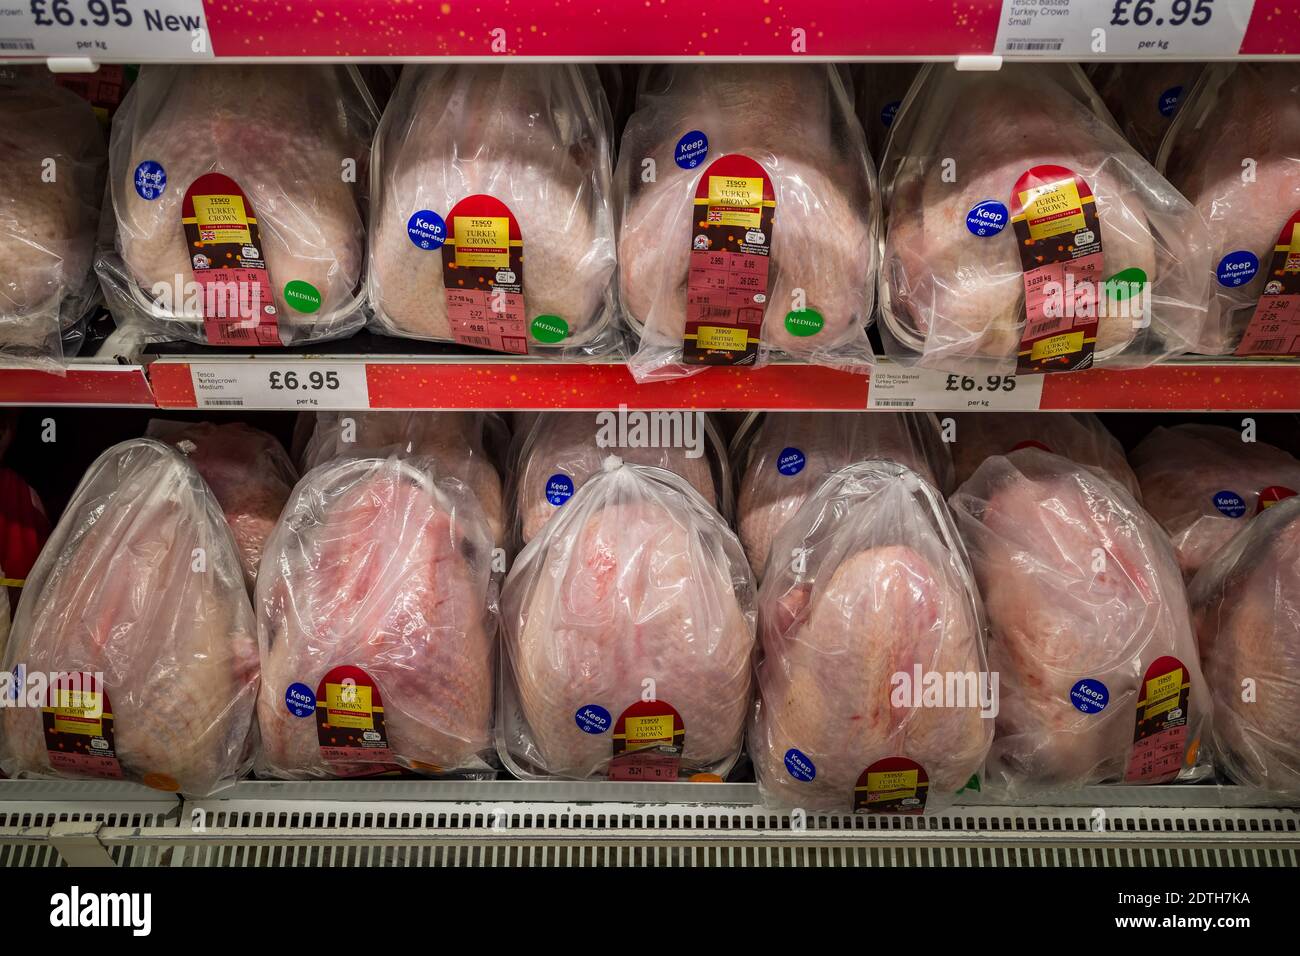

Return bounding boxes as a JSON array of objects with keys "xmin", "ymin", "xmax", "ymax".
[
  {"xmin": 3, "ymin": 0, "xmax": 212, "ymax": 61},
  {"xmin": 867, "ymin": 366, "xmax": 1044, "ymax": 411},
  {"xmin": 189, "ymin": 362, "xmax": 370, "ymax": 410},
  {"xmin": 995, "ymin": 0, "xmax": 1255, "ymax": 58}
]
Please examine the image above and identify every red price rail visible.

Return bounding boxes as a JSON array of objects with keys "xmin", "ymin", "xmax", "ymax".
[
  {"xmin": 7, "ymin": 1, "xmax": 1300, "ymax": 62},
  {"xmin": 0, "ymin": 363, "xmax": 156, "ymax": 407},
  {"xmin": 146, "ymin": 355, "xmax": 1300, "ymax": 412}
]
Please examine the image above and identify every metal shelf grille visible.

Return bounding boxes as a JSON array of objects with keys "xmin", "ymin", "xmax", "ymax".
[{"xmin": 4, "ymin": 780, "xmax": 1298, "ymax": 867}]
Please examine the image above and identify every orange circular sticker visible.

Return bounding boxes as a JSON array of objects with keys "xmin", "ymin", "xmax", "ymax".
[{"xmin": 142, "ymin": 772, "xmax": 180, "ymax": 792}]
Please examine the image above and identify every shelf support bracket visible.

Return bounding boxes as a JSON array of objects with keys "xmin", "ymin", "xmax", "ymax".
[{"xmin": 49, "ymin": 821, "xmax": 117, "ymax": 867}]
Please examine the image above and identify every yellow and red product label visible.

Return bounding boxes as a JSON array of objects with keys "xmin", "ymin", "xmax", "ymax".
[
  {"xmin": 181, "ymin": 172, "xmax": 282, "ymax": 347},
  {"xmin": 315, "ymin": 665, "xmax": 395, "ymax": 765},
  {"xmin": 41, "ymin": 672, "xmax": 123, "ymax": 780},
  {"xmin": 683, "ymin": 154, "xmax": 775, "ymax": 367},
  {"xmin": 608, "ymin": 699, "xmax": 685, "ymax": 781},
  {"xmin": 1235, "ymin": 210, "xmax": 1300, "ymax": 356},
  {"xmin": 1010, "ymin": 165, "xmax": 1103, "ymax": 374},
  {"xmin": 442, "ymin": 194, "xmax": 529, "ymax": 355},
  {"xmin": 1124, "ymin": 655, "xmax": 1193, "ymax": 783},
  {"xmin": 1256, "ymin": 485, "xmax": 1298, "ymax": 513},
  {"xmin": 854, "ymin": 756, "xmax": 929, "ymax": 814}
]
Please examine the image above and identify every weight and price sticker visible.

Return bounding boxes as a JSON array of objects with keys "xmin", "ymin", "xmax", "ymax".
[
  {"xmin": 2, "ymin": 0, "xmax": 212, "ymax": 60},
  {"xmin": 995, "ymin": 0, "xmax": 1255, "ymax": 57},
  {"xmin": 867, "ymin": 366, "xmax": 1044, "ymax": 411},
  {"xmin": 186, "ymin": 362, "xmax": 370, "ymax": 410}
]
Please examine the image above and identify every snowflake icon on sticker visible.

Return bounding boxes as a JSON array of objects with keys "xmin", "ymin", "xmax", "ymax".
[
  {"xmin": 693, "ymin": 234, "xmax": 710, "ymax": 250},
  {"xmin": 754, "ymin": 293, "xmax": 767, "ymax": 304},
  {"xmin": 1075, "ymin": 229, "xmax": 1095, "ymax": 246},
  {"xmin": 264, "ymin": 304, "xmax": 278, "ymax": 316}
]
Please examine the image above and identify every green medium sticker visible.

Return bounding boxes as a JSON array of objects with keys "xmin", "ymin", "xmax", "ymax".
[
  {"xmin": 1103, "ymin": 268, "xmax": 1148, "ymax": 302},
  {"xmin": 530, "ymin": 314, "xmax": 569, "ymax": 344},
  {"xmin": 784, "ymin": 309, "xmax": 824, "ymax": 337},
  {"xmin": 283, "ymin": 280, "xmax": 322, "ymax": 314}
]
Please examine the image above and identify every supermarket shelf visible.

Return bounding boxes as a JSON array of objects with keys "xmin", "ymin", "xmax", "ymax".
[
  {"xmin": 0, "ymin": 362, "xmax": 155, "ymax": 407},
  {"xmin": 143, "ymin": 355, "xmax": 1300, "ymax": 412},
  {"xmin": 3, "ymin": 780, "xmax": 1297, "ymax": 867},
  {"xmin": 4, "ymin": 1, "xmax": 1299, "ymax": 61}
]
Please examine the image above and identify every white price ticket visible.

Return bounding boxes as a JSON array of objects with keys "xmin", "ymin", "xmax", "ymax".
[
  {"xmin": 189, "ymin": 362, "xmax": 370, "ymax": 410},
  {"xmin": 0, "ymin": 0, "xmax": 211, "ymax": 60},
  {"xmin": 867, "ymin": 366, "xmax": 1045, "ymax": 411},
  {"xmin": 995, "ymin": 0, "xmax": 1255, "ymax": 57}
]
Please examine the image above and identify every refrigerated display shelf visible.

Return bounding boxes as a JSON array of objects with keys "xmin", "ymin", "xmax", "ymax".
[{"xmin": 3, "ymin": 780, "xmax": 1296, "ymax": 867}]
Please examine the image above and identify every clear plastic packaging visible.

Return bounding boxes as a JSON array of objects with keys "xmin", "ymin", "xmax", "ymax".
[
  {"xmin": 1130, "ymin": 423, "xmax": 1300, "ymax": 579},
  {"xmin": 0, "ymin": 68, "xmax": 106, "ymax": 370},
  {"xmin": 256, "ymin": 455, "xmax": 497, "ymax": 779},
  {"xmin": 733, "ymin": 411, "xmax": 953, "ymax": 576},
  {"xmin": 509, "ymin": 411, "xmax": 728, "ymax": 546},
  {"xmin": 880, "ymin": 63, "xmax": 1213, "ymax": 374},
  {"xmin": 146, "ymin": 419, "xmax": 297, "ymax": 586},
  {"xmin": 301, "ymin": 411, "xmax": 506, "ymax": 545},
  {"xmin": 0, "ymin": 439, "xmax": 259, "ymax": 796},
  {"xmin": 951, "ymin": 447, "xmax": 1209, "ymax": 797},
  {"xmin": 855, "ymin": 63, "xmax": 920, "ymax": 160},
  {"xmin": 949, "ymin": 412, "xmax": 1139, "ymax": 499},
  {"xmin": 619, "ymin": 64, "xmax": 879, "ymax": 381},
  {"xmin": 97, "ymin": 65, "xmax": 377, "ymax": 347},
  {"xmin": 367, "ymin": 64, "xmax": 618, "ymax": 356},
  {"xmin": 1190, "ymin": 496, "xmax": 1300, "ymax": 798},
  {"xmin": 498, "ymin": 458, "xmax": 756, "ymax": 780},
  {"xmin": 1093, "ymin": 63, "xmax": 1202, "ymax": 162},
  {"xmin": 1157, "ymin": 63, "xmax": 1300, "ymax": 355},
  {"xmin": 752, "ymin": 461, "xmax": 992, "ymax": 813}
]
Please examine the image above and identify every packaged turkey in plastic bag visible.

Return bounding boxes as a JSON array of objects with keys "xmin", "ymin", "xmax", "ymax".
[
  {"xmin": 510, "ymin": 411, "xmax": 728, "ymax": 546},
  {"xmin": 256, "ymin": 454, "xmax": 498, "ymax": 779},
  {"xmin": 301, "ymin": 411, "xmax": 507, "ymax": 545},
  {"xmin": 0, "ymin": 67, "xmax": 107, "ymax": 370},
  {"xmin": 1130, "ymin": 423, "xmax": 1300, "ymax": 579},
  {"xmin": 1093, "ymin": 63, "xmax": 1202, "ymax": 162},
  {"xmin": 0, "ymin": 439, "xmax": 259, "ymax": 795},
  {"xmin": 97, "ymin": 65, "xmax": 376, "ymax": 347},
  {"xmin": 879, "ymin": 64, "xmax": 1213, "ymax": 374},
  {"xmin": 949, "ymin": 412, "xmax": 1139, "ymax": 497},
  {"xmin": 752, "ymin": 461, "xmax": 991, "ymax": 813},
  {"xmin": 145, "ymin": 419, "xmax": 298, "ymax": 585},
  {"xmin": 951, "ymin": 448, "xmax": 1209, "ymax": 797},
  {"xmin": 1190, "ymin": 496, "xmax": 1300, "ymax": 797},
  {"xmin": 733, "ymin": 411, "xmax": 953, "ymax": 576},
  {"xmin": 619, "ymin": 64, "xmax": 879, "ymax": 381},
  {"xmin": 368, "ymin": 65, "xmax": 618, "ymax": 356},
  {"xmin": 1158, "ymin": 63, "xmax": 1300, "ymax": 356},
  {"xmin": 498, "ymin": 458, "xmax": 756, "ymax": 780}
]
